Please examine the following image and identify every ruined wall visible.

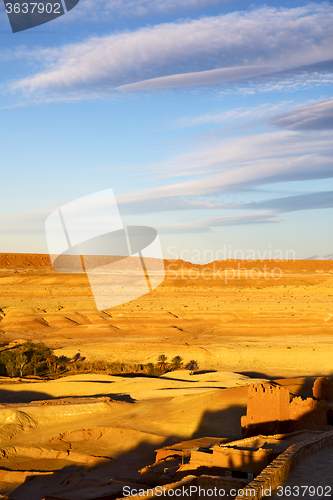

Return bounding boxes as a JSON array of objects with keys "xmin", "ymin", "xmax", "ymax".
[
  {"xmin": 241, "ymin": 384, "xmax": 290, "ymax": 436},
  {"xmin": 191, "ymin": 447, "xmax": 277, "ymax": 476},
  {"xmin": 289, "ymin": 397, "xmax": 329, "ymax": 428},
  {"xmin": 190, "ymin": 451, "xmax": 215, "ymax": 467},
  {"xmin": 234, "ymin": 429, "xmax": 333, "ymax": 500},
  {"xmin": 155, "ymin": 448, "xmax": 187, "ymax": 462},
  {"xmin": 241, "ymin": 383, "xmax": 333, "ymax": 437},
  {"xmin": 214, "ymin": 447, "xmax": 277, "ymax": 475}
]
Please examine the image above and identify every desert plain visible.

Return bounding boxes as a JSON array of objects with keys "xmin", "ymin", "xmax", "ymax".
[{"xmin": 0, "ymin": 253, "xmax": 332, "ymax": 499}]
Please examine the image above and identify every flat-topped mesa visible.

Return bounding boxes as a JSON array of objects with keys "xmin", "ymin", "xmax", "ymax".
[
  {"xmin": 0, "ymin": 253, "xmax": 52, "ymax": 268},
  {"xmin": 1, "ymin": 253, "xmax": 333, "ymax": 272},
  {"xmin": 0, "ymin": 253, "xmax": 162, "ymax": 272}
]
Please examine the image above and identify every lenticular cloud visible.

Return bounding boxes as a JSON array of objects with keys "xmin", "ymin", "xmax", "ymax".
[{"xmin": 11, "ymin": 3, "xmax": 333, "ymax": 94}]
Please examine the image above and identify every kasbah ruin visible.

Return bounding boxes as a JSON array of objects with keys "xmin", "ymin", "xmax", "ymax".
[
  {"xmin": 1, "ymin": 256, "xmax": 333, "ymax": 500},
  {"xmin": 40, "ymin": 377, "xmax": 333, "ymax": 500},
  {"xmin": 109, "ymin": 377, "xmax": 333, "ymax": 500}
]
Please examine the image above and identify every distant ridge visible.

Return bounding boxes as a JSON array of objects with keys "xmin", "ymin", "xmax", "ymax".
[
  {"xmin": 1, "ymin": 253, "xmax": 333, "ymax": 272},
  {"xmin": 306, "ymin": 253, "xmax": 333, "ymax": 260}
]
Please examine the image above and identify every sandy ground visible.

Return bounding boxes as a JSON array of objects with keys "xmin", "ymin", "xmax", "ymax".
[
  {"xmin": 0, "ymin": 372, "xmax": 258, "ymax": 499},
  {"xmin": 1, "ymin": 255, "xmax": 333, "ymax": 377},
  {"xmin": 0, "ymin": 372, "xmax": 309, "ymax": 500},
  {"xmin": 0, "ymin": 254, "xmax": 332, "ymax": 499}
]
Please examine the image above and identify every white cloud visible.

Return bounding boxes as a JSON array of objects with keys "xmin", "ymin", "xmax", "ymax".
[
  {"xmin": 114, "ymin": 129, "xmax": 333, "ymax": 213},
  {"xmin": 151, "ymin": 130, "xmax": 333, "ymax": 178},
  {"xmin": 117, "ymin": 152, "xmax": 333, "ymax": 202},
  {"xmin": 119, "ymin": 189, "xmax": 333, "ymax": 217},
  {"xmin": 2, "ymin": 128, "xmax": 332, "ymax": 237},
  {"xmin": 116, "ymin": 65, "xmax": 279, "ymax": 91},
  {"xmin": 156, "ymin": 211, "xmax": 281, "ymax": 233},
  {"xmin": 217, "ymin": 70, "xmax": 333, "ymax": 96},
  {"xmin": 244, "ymin": 191, "xmax": 333, "ymax": 213},
  {"xmin": 272, "ymin": 99, "xmax": 333, "ymax": 130},
  {"xmin": 10, "ymin": 3, "xmax": 333, "ymax": 96},
  {"xmin": 176, "ymin": 101, "xmax": 293, "ymax": 127}
]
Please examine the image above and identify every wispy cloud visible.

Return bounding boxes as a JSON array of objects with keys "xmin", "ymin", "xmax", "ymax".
[
  {"xmin": 0, "ymin": 209, "xmax": 52, "ymax": 233},
  {"xmin": 9, "ymin": 3, "xmax": 333, "ymax": 97},
  {"xmin": 116, "ymin": 65, "xmax": 279, "ymax": 91},
  {"xmin": 119, "ymin": 189, "xmax": 333, "ymax": 217},
  {"xmin": 272, "ymin": 99, "xmax": 333, "ymax": 130},
  {"xmin": 176, "ymin": 101, "xmax": 293, "ymax": 127},
  {"xmin": 243, "ymin": 191, "xmax": 333, "ymax": 213},
  {"xmin": 2, "ymin": 175, "xmax": 332, "ymax": 239},
  {"xmin": 150, "ymin": 130, "xmax": 333, "ymax": 178},
  {"xmin": 156, "ymin": 212, "xmax": 281, "ymax": 233},
  {"xmin": 114, "ymin": 128, "xmax": 333, "ymax": 222},
  {"xmin": 4, "ymin": 127, "xmax": 328, "ymax": 233},
  {"xmin": 117, "ymin": 149, "xmax": 333, "ymax": 203},
  {"xmin": 217, "ymin": 67, "xmax": 333, "ymax": 96},
  {"xmin": 117, "ymin": 159, "xmax": 333, "ymax": 211}
]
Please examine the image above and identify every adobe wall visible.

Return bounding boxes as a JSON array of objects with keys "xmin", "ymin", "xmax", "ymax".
[
  {"xmin": 234, "ymin": 429, "xmax": 333, "ymax": 500},
  {"xmin": 289, "ymin": 397, "xmax": 329, "ymax": 428},
  {"xmin": 242, "ymin": 383, "xmax": 332, "ymax": 437},
  {"xmin": 241, "ymin": 384, "xmax": 290, "ymax": 436},
  {"xmin": 155, "ymin": 448, "xmax": 188, "ymax": 462},
  {"xmin": 215, "ymin": 447, "xmax": 276, "ymax": 475},
  {"xmin": 191, "ymin": 448, "xmax": 276, "ymax": 475},
  {"xmin": 247, "ymin": 384, "xmax": 290, "ymax": 423},
  {"xmin": 190, "ymin": 450, "xmax": 216, "ymax": 467}
]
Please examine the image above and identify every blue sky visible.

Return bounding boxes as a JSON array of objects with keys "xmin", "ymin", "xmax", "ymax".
[{"xmin": 0, "ymin": 0, "xmax": 332, "ymax": 261}]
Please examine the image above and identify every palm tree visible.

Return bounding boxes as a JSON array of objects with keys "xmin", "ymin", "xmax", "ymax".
[
  {"xmin": 185, "ymin": 360, "xmax": 199, "ymax": 374},
  {"xmin": 157, "ymin": 354, "xmax": 168, "ymax": 374},
  {"xmin": 171, "ymin": 356, "xmax": 183, "ymax": 370}
]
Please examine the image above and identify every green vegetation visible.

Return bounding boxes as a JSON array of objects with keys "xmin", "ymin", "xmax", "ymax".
[
  {"xmin": 185, "ymin": 359, "xmax": 200, "ymax": 374},
  {"xmin": 171, "ymin": 355, "xmax": 183, "ymax": 370},
  {"xmin": 0, "ymin": 343, "xmax": 199, "ymax": 379},
  {"xmin": 64, "ymin": 354, "xmax": 199, "ymax": 377},
  {"xmin": 0, "ymin": 341, "xmax": 57, "ymax": 377},
  {"xmin": 156, "ymin": 354, "xmax": 168, "ymax": 374},
  {"xmin": 185, "ymin": 359, "xmax": 199, "ymax": 371}
]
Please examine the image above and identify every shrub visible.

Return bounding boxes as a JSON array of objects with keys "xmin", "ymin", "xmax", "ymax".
[{"xmin": 0, "ymin": 341, "xmax": 57, "ymax": 378}]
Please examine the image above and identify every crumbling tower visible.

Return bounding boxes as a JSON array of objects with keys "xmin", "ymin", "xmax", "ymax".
[{"xmin": 241, "ymin": 383, "xmax": 290, "ymax": 436}]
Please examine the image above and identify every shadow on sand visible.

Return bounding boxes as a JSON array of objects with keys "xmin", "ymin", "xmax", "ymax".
[
  {"xmin": 2, "ymin": 375, "xmax": 331, "ymax": 499},
  {"xmin": 0, "ymin": 388, "xmax": 135, "ymax": 404}
]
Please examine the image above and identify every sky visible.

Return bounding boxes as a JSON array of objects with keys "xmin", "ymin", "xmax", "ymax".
[{"xmin": 0, "ymin": 0, "xmax": 332, "ymax": 262}]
